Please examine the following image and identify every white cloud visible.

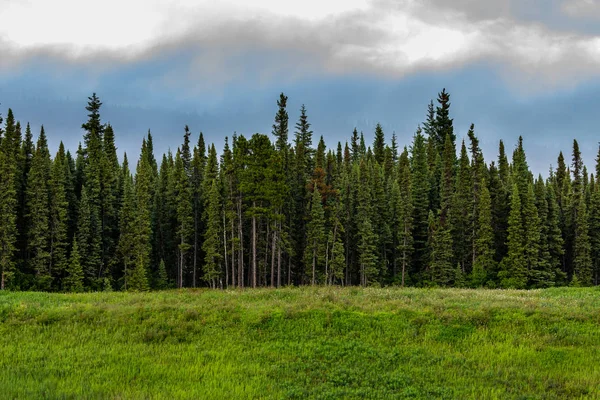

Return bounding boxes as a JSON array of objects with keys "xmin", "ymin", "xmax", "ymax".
[{"xmin": 1, "ymin": 0, "xmax": 600, "ymax": 89}]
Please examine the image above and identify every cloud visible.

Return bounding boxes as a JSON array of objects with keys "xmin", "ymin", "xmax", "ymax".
[{"xmin": 1, "ymin": 0, "xmax": 600, "ymax": 92}]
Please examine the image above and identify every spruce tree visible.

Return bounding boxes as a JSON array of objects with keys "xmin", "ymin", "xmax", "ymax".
[
  {"xmin": 396, "ymin": 150, "xmax": 413, "ymax": 287},
  {"xmin": 410, "ymin": 128, "xmax": 430, "ymax": 279},
  {"xmin": 49, "ymin": 142, "xmax": 70, "ymax": 290},
  {"xmin": 429, "ymin": 135, "xmax": 455, "ymax": 286},
  {"xmin": 173, "ymin": 149, "xmax": 193, "ymax": 288},
  {"xmin": 471, "ymin": 181, "xmax": 494, "ymax": 287},
  {"xmin": 573, "ymin": 195, "xmax": 592, "ymax": 285},
  {"xmin": 0, "ymin": 109, "xmax": 20, "ymax": 289},
  {"xmin": 304, "ymin": 184, "xmax": 325, "ymax": 285},
  {"xmin": 373, "ymin": 123, "xmax": 385, "ymax": 164},
  {"xmin": 498, "ymin": 184, "xmax": 527, "ymax": 289},
  {"xmin": 64, "ymin": 238, "xmax": 84, "ymax": 293},
  {"xmin": 202, "ymin": 179, "xmax": 222, "ymax": 288},
  {"xmin": 26, "ymin": 126, "xmax": 53, "ymax": 290}
]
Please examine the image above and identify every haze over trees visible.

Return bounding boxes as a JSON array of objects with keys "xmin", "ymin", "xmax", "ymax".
[{"xmin": 1, "ymin": 90, "xmax": 599, "ymax": 291}]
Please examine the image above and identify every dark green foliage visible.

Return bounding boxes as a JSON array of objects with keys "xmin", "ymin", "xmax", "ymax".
[
  {"xmin": 471, "ymin": 181, "xmax": 495, "ymax": 287},
  {"xmin": 4, "ymin": 89, "xmax": 600, "ymax": 290},
  {"xmin": 499, "ymin": 184, "xmax": 528, "ymax": 289},
  {"xmin": 64, "ymin": 239, "xmax": 84, "ymax": 292}
]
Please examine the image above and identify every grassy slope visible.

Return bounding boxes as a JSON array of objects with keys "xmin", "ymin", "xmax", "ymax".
[{"xmin": 1, "ymin": 287, "xmax": 600, "ymax": 399}]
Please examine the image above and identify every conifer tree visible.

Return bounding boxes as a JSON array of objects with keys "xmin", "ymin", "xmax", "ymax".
[
  {"xmin": 410, "ymin": 128, "xmax": 430, "ymax": 277},
  {"xmin": 26, "ymin": 126, "xmax": 53, "ymax": 290},
  {"xmin": 117, "ymin": 156, "xmax": 136, "ymax": 290},
  {"xmin": 573, "ymin": 195, "xmax": 592, "ymax": 285},
  {"xmin": 0, "ymin": 109, "xmax": 19, "ymax": 289},
  {"xmin": 173, "ymin": 149, "xmax": 193, "ymax": 288},
  {"xmin": 523, "ymin": 182, "xmax": 542, "ymax": 284},
  {"xmin": 203, "ymin": 179, "xmax": 222, "ymax": 288},
  {"xmin": 128, "ymin": 256, "xmax": 149, "ymax": 292},
  {"xmin": 429, "ymin": 135, "xmax": 455, "ymax": 286},
  {"xmin": 433, "ymin": 89, "xmax": 455, "ymax": 152},
  {"xmin": 451, "ymin": 140, "xmax": 473, "ymax": 273},
  {"xmin": 304, "ymin": 184, "xmax": 325, "ymax": 285},
  {"xmin": 64, "ymin": 238, "xmax": 84, "ymax": 292},
  {"xmin": 499, "ymin": 184, "xmax": 528, "ymax": 289},
  {"xmin": 373, "ymin": 123, "xmax": 385, "ymax": 164},
  {"xmin": 396, "ymin": 150, "xmax": 413, "ymax": 287},
  {"xmin": 49, "ymin": 142, "xmax": 70, "ymax": 289},
  {"xmin": 471, "ymin": 181, "xmax": 494, "ymax": 287},
  {"xmin": 156, "ymin": 259, "xmax": 169, "ymax": 290}
]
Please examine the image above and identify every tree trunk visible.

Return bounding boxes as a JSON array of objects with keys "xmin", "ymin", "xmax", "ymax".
[
  {"xmin": 223, "ymin": 212, "xmax": 229, "ymax": 288},
  {"xmin": 312, "ymin": 242, "xmax": 316, "ymax": 286},
  {"xmin": 270, "ymin": 221, "xmax": 277, "ymax": 288},
  {"xmin": 252, "ymin": 202, "xmax": 257, "ymax": 288},
  {"xmin": 277, "ymin": 220, "xmax": 282, "ymax": 288},
  {"xmin": 238, "ymin": 196, "xmax": 244, "ymax": 288},
  {"xmin": 193, "ymin": 206, "xmax": 198, "ymax": 288}
]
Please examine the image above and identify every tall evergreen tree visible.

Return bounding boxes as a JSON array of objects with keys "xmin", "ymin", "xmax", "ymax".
[
  {"xmin": 0, "ymin": 109, "xmax": 19, "ymax": 289},
  {"xmin": 373, "ymin": 123, "xmax": 385, "ymax": 164},
  {"xmin": 471, "ymin": 181, "xmax": 494, "ymax": 287},
  {"xmin": 26, "ymin": 126, "xmax": 53, "ymax": 290},
  {"xmin": 203, "ymin": 179, "xmax": 222, "ymax": 288},
  {"xmin": 499, "ymin": 184, "xmax": 528, "ymax": 289}
]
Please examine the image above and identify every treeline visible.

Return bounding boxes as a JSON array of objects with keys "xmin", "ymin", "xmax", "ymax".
[{"xmin": 0, "ymin": 90, "xmax": 598, "ymax": 291}]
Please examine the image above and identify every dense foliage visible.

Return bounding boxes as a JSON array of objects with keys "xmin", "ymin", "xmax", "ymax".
[{"xmin": 1, "ymin": 90, "xmax": 599, "ymax": 291}]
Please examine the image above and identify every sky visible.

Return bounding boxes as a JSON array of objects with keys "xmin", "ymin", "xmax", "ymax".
[{"xmin": 1, "ymin": 0, "xmax": 600, "ymax": 174}]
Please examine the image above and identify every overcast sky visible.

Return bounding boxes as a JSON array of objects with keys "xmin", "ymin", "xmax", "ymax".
[{"xmin": 1, "ymin": 0, "xmax": 600, "ymax": 173}]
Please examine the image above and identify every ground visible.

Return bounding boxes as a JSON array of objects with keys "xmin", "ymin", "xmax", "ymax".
[{"xmin": 1, "ymin": 287, "xmax": 599, "ymax": 399}]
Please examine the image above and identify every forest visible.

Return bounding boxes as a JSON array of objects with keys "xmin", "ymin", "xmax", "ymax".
[{"xmin": 0, "ymin": 89, "xmax": 597, "ymax": 292}]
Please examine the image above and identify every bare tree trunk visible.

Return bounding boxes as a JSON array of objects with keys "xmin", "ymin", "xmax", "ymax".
[
  {"xmin": 401, "ymin": 230, "xmax": 407, "ymax": 288},
  {"xmin": 312, "ymin": 243, "xmax": 316, "ymax": 286},
  {"xmin": 270, "ymin": 221, "xmax": 277, "ymax": 288},
  {"xmin": 264, "ymin": 219, "xmax": 269, "ymax": 286},
  {"xmin": 231, "ymin": 220, "xmax": 236, "ymax": 288},
  {"xmin": 287, "ymin": 256, "xmax": 291, "ymax": 286},
  {"xmin": 179, "ymin": 236, "xmax": 184, "ymax": 289},
  {"xmin": 193, "ymin": 207, "xmax": 198, "ymax": 288},
  {"xmin": 325, "ymin": 238, "xmax": 330, "ymax": 286},
  {"xmin": 252, "ymin": 202, "xmax": 257, "ymax": 288},
  {"xmin": 277, "ymin": 220, "xmax": 282, "ymax": 288},
  {"xmin": 223, "ymin": 212, "xmax": 229, "ymax": 288},
  {"xmin": 237, "ymin": 196, "xmax": 244, "ymax": 288},
  {"xmin": 1, "ymin": 272, "xmax": 4, "ymax": 290}
]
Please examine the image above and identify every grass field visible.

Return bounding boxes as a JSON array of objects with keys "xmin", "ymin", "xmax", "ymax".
[{"xmin": 1, "ymin": 287, "xmax": 600, "ymax": 399}]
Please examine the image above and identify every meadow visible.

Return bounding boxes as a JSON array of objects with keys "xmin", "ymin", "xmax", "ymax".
[{"xmin": 1, "ymin": 287, "xmax": 600, "ymax": 399}]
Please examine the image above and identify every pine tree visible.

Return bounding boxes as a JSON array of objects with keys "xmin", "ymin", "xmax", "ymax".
[
  {"xmin": 410, "ymin": 128, "xmax": 430, "ymax": 278},
  {"xmin": 499, "ymin": 184, "xmax": 528, "ymax": 289},
  {"xmin": 471, "ymin": 181, "xmax": 494, "ymax": 287},
  {"xmin": 373, "ymin": 123, "xmax": 385, "ymax": 164},
  {"xmin": 396, "ymin": 150, "xmax": 413, "ymax": 287},
  {"xmin": 49, "ymin": 142, "xmax": 70, "ymax": 290},
  {"xmin": 523, "ymin": 182, "xmax": 542, "ymax": 286},
  {"xmin": 173, "ymin": 148, "xmax": 193, "ymax": 288},
  {"xmin": 573, "ymin": 195, "xmax": 592, "ymax": 285},
  {"xmin": 304, "ymin": 183, "xmax": 325, "ymax": 285},
  {"xmin": 451, "ymin": 140, "xmax": 472, "ymax": 274},
  {"xmin": 128, "ymin": 256, "xmax": 149, "ymax": 292},
  {"xmin": 429, "ymin": 135, "xmax": 455, "ymax": 286},
  {"xmin": 81, "ymin": 93, "xmax": 104, "ymax": 147},
  {"xmin": 156, "ymin": 259, "xmax": 169, "ymax": 290},
  {"xmin": 203, "ymin": 179, "xmax": 222, "ymax": 288},
  {"xmin": 117, "ymin": 156, "xmax": 136, "ymax": 290},
  {"xmin": 434, "ymin": 89, "xmax": 455, "ymax": 153},
  {"xmin": 0, "ymin": 109, "xmax": 20, "ymax": 289},
  {"xmin": 26, "ymin": 126, "xmax": 53, "ymax": 290},
  {"xmin": 64, "ymin": 238, "xmax": 84, "ymax": 292}
]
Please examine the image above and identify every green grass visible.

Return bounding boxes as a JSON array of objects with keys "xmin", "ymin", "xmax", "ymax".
[{"xmin": 1, "ymin": 287, "xmax": 600, "ymax": 399}]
